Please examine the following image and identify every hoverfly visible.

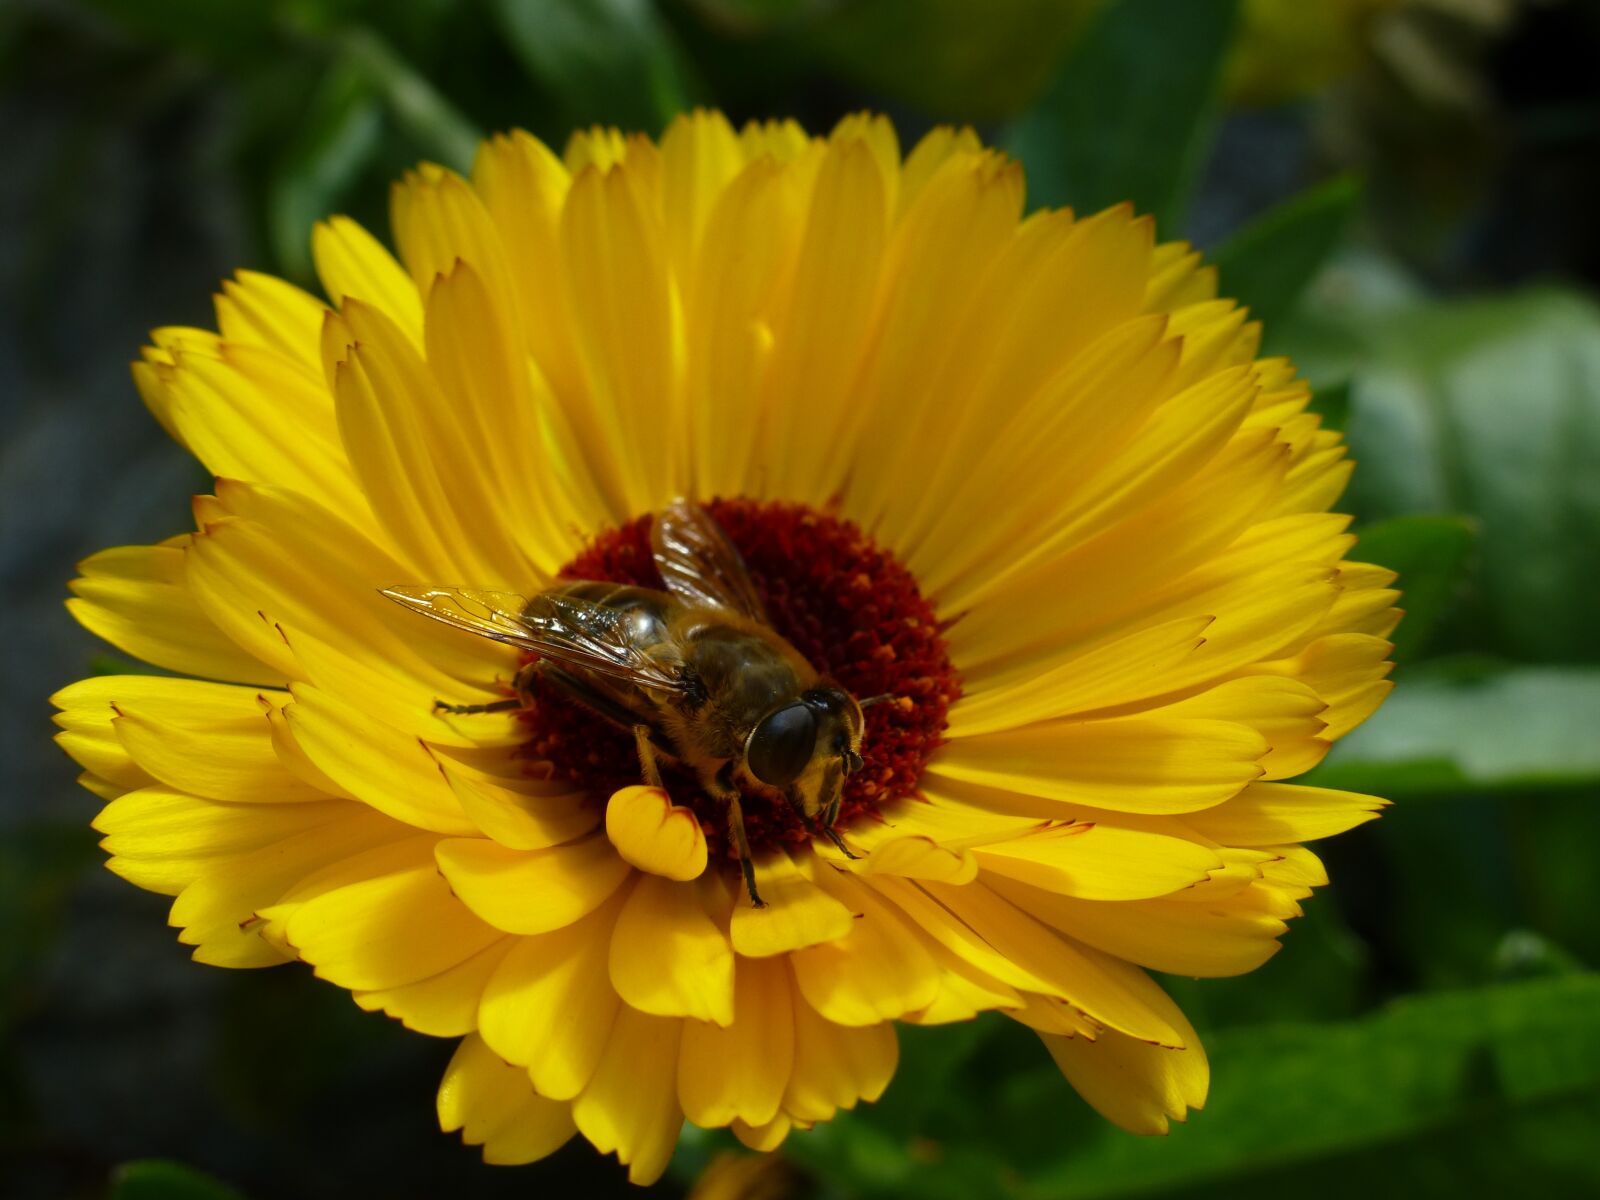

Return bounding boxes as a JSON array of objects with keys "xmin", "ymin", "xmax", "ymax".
[{"xmin": 382, "ymin": 500, "xmax": 879, "ymax": 907}]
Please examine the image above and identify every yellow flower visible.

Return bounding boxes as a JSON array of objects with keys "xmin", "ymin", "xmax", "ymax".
[{"xmin": 53, "ymin": 110, "xmax": 1396, "ymax": 1184}]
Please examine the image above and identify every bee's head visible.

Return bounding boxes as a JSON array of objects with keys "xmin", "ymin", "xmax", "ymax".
[{"xmin": 745, "ymin": 687, "xmax": 864, "ymax": 824}]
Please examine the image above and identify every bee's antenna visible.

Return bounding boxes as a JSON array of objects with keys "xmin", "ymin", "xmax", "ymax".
[{"xmin": 858, "ymin": 693, "xmax": 896, "ymax": 709}]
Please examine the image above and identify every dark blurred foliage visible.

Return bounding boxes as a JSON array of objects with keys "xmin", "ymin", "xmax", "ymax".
[{"xmin": 4, "ymin": 1, "xmax": 1600, "ymax": 1198}]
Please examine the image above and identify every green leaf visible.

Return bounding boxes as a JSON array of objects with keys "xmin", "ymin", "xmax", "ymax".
[
  {"xmin": 788, "ymin": 976, "xmax": 1600, "ymax": 1199},
  {"xmin": 1353, "ymin": 514, "xmax": 1476, "ymax": 661},
  {"xmin": 78, "ymin": 0, "xmax": 275, "ymax": 58},
  {"xmin": 1005, "ymin": 0, "xmax": 1239, "ymax": 231},
  {"xmin": 110, "ymin": 1160, "xmax": 246, "ymax": 1200},
  {"xmin": 339, "ymin": 27, "xmax": 480, "ymax": 171},
  {"xmin": 1033, "ymin": 974, "xmax": 1600, "ymax": 1198},
  {"xmin": 806, "ymin": 0, "xmax": 1103, "ymax": 122},
  {"xmin": 1213, "ymin": 175, "xmax": 1361, "ymax": 340},
  {"xmin": 1308, "ymin": 662, "xmax": 1600, "ymax": 796},
  {"xmin": 1305, "ymin": 378, "xmax": 1350, "ymax": 431},
  {"xmin": 268, "ymin": 59, "xmax": 384, "ymax": 284},
  {"xmin": 1320, "ymin": 287, "xmax": 1600, "ymax": 662},
  {"xmin": 488, "ymin": 0, "xmax": 692, "ymax": 134}
]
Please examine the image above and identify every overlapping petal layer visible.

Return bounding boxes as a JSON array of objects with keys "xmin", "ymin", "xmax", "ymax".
[{"xmin": 56, "ymin": 110, "xmax": 1395, "ymax": 1184}]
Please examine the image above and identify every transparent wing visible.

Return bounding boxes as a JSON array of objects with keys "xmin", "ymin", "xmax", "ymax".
[
  {"xmin": 381, "ymin": 585, "xmax": 688, "ymax": 693},
  {"xmin": 650, "ymin": 498, "xmax": 768, "ymax": 623}
]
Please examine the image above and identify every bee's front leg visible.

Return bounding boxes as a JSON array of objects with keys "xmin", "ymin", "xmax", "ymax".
[
  {"xmin": 632, "ymin": 725, "xmax": 664, "ymax": 789},
  {"xmin": 701, "ymin": 766, "xmax": 764, "ymax": 908},
  {"xmin": 782, "ymin": 786, "xmax": 862, "ymax": 860},
  {"xmin": 725, "ymin": 796, "xmax": 764, "ymax": 908}
]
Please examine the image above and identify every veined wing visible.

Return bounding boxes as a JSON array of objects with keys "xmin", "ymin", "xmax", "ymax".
[
  {"xmin": 381, "ymin": 585, "xmax": 688, "ymax": 694},
  {"xmin": 650, "ymin": 498, "xmax": 768, "ymax": 623}
]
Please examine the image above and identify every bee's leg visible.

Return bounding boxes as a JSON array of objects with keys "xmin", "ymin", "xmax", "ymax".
[
  {"xmin": 726, "ymin": 795, "xmax": 765, "ymax": 908},
  {"xmin": 433, "ymin": 660, "xmax": 541, "ymax": 716},
  {"xmin": 633, "ymin": 725, "xmax": 664, "ymax": 789},
  {"xmin": 816, "ymin": 822, "xmax": 860, "ymax": 860},
  {"xmin": 781, "ymin": 786, "xmax": 862, "ymax": 860},
  {"xmin": 432, "ymin": 697, "xmax": 522, "ymax": 715},
  {"xmin": 529, "ymin": 663, "xmax": 677, "ymax": 759}
]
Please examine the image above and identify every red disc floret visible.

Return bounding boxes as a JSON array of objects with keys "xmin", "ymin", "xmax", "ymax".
[{"xmin": 517, "ymin": 498, "xmax": 960, "ymax": 861}]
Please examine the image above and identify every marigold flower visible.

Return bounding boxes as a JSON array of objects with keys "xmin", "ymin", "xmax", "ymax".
[{"xmin": 53, "ymin": 110, "xmax": 1396, "ymax": 1184}]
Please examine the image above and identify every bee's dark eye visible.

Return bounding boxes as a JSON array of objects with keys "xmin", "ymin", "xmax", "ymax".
[{"xmin": 747, "ymin": 702, "xmax": 817, "ymax": 787}]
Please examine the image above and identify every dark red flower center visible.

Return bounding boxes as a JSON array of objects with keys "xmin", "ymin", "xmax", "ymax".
[{"xmin": 516, "ymin": 498, "xmax": 960, "ymax": 861}]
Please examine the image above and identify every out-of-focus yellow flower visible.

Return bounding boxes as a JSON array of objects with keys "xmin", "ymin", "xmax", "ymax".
[
  {"xmin": 688, "ymin": 1150, "xmax": 797, "ymax": 1200},
  {"xmin": 55, "ymin": 110, "xmax": 1395, "ymax": 1184}
]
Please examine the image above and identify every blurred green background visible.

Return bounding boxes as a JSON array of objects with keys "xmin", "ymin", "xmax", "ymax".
[{"xmin": 4, "ymin": 0, "xmax": 1600, "ymax": 1197}]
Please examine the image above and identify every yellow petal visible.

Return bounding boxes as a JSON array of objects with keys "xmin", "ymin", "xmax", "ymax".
[
  {"xmin": 678, "ymin": 955, "xmax": 794, "ymax": 1128},
  {"xmin": 471, "ymin": 130, "xmax": 574, "ymax": 365},
  {"xmin": 560, "ymin": 161, "xmax": 683, "ymax": 515},
  {"xmin": 730, "ymin": 1117, "xmax": 793, "ymax": 1153},
  {"xmin": 203, "ymin": 478, "xmax": 501, "ymax": 690},
  {"xmin": 112, "ymin": 703, "xmax": 323, "ymax": 804},
  {"xmin": 609, "ymin": 873, "xmax": 735, "ymax": 1025},
  {"xmin": 442, "ymin": 759, "xmax": 598, "ymax": 851},
  {"xmin": 356, "ymin": 938, "xmax": 514, "ymax": 1036},
  {"xmin": 332, "ymin": 299, "xmax": 525, "ymax": 584},
  {"xmin": 682, "ymin": 155, "xmax": 802, "ymax": 500},
  {"xmin": 729, "ymin": 852, "xmax": 855, "ymax": 957},
  {"xmin": 1039, "ymin": 975, "xmax": 1208, "ymax": 1135},
  {"xmin": 1183, "ymin": 782, "xmax": 1388, "ymax": 845},
  {"xmin": 928, "ymin": 715, "xmax": 1266, "ymax": 815},
  {"xmin": 605, "ymin": 785, "xmax": 708, "ymax": 881},
  {"xmin": 438, "ymin": 1035, "xmax": 577, "ymax": 1166},
  {"xmin": 859, "ymin": 835, "xmax": 977, "ymax": 884},
  {"xmin": 974, "ymin": 822, "xmax": 1222, "ymax": 900},
  {"xmin": 1164, "ymin": 675, "xmax": 1330, "ymax": 780},
  {"xmin": 659, "ymin": 108, "xmax": 744, "ymax": 280},
  {"xmin": 572, "ymin": 1005, "xmax": 684, "ymax": 1186},
  {"xmin": 212, "ymin": 270, "xmax": 326, "ymax": 376},
  {"xmin": 170, "ymin": 804, "xmax": 410, "ymax": 966},
  {"xmin": 984, "ymin": 873, "xmax": 1287, "ymax": 978},
  {"xmin": 1250, "ymin": 632, "xmax": 1395, "ymax": 741},
  {"xmin": 922, "ymin": 881, "xmax": 1184, "ymax": 1047},
  {"xmin": 947, "ymin": 615, "xmax": 1213, "ymax": 738},
  {"xmin": 141, "ymin": 336, "xmax": 364, "ymax": 517},
  {"xmin": 52, "ymin": 675, "xmax": 283, "ymax": 791},
  {"xmin": 782, "ymin": 968, "xmax": 898, "ymax": 1124},
  {"xmin": 66, "ymin": 541, "xmax": 277, "ymax": 685},
  {"xmin": 94, "ymin": 786, "xmax": 348, "ymax": 896},
  {"xmin": 866, "ymin": 874, "xmax": 1054, "ymax": 994},
  {"xmin": 284, "ymin": 684, "xmax": 478, "ymax": 834},
  {"xmin": 435, "ymin": 835, "xmax": 631, "ymax": 934},
  {"xmin": 282, "ymin": 835, "xmax": 502, "ymax": 990},
  {"xmin": 477, "ymin": 893, "xmax": 625, "ymax": 1100},
  {"xmin": 789, "ymin": 869, "xmax": 941, "ymax": 1026},
  {"xmin": 283, "ymin": 622, "xmax": 510, "ymax": 750},
  {"xmin": 759, "ymin": 137, "xmax": 889, "ymax": 502},
  {"xmin": 312, "ymin": 214, "xmax": 423, "ymax": 343},
  {"xmin": 945, "ymin": 433, "xmax": 1295, "ymax": 667},
  {"xmin": 423, "ymin": 260, "xmax": 588, "ymax": 575}
]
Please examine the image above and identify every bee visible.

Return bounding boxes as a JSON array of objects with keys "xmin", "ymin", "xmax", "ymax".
[{"xmin": 381, "ymin": 499, "xmax": 880, "ymax": 907}]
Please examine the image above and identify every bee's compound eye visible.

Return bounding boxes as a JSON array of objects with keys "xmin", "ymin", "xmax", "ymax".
[{"xmin": 747, "ymin": 702, "xmax": 818, "ymax": 787}]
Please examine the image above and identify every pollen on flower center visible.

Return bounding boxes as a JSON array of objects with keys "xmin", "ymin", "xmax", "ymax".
[{"xmin": 515, "ymin": 498, "xmax": 961, "ymax": 860}]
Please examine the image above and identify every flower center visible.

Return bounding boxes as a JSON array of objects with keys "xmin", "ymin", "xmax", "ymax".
[{"xmin": 517, "ymin": 498, "xmax": 960, "ymax": 860}]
